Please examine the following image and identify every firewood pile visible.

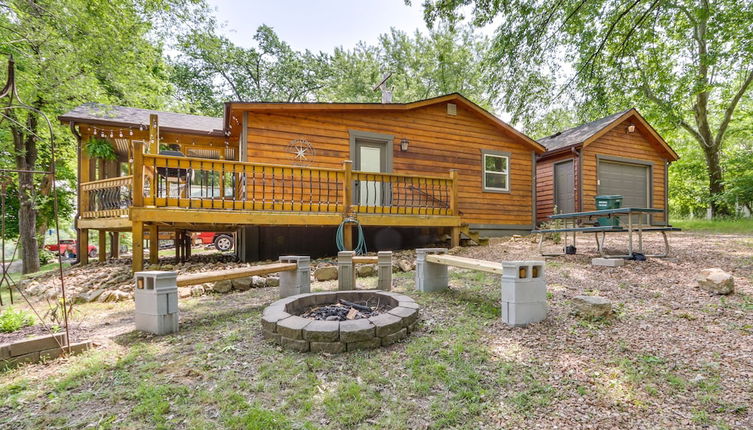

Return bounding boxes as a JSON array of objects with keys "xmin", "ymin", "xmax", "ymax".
[{"xmin": 301, "ymin": 299, "xmax": 390, "ymax": 321}]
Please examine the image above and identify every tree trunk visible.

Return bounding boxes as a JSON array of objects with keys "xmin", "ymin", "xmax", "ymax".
[
  {"xmin": 18, "ymin": 171, "xmax": 40, "ymax": 273},
  {"xmin": 10, "ymin": 107, "xmax": 42, "ymax": 274},
  {"xmin": 701, "ymin": 145, "xmax": 730, "ymax": 217}
]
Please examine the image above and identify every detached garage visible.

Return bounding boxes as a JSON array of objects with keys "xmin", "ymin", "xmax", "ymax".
[{"xmin": 535, "ymin": 108, "xmax": 679, "ymax": 224}]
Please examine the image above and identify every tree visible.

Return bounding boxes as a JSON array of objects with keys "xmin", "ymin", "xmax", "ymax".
[
  {"xmin": 170, "ymin": 24, "xmax": 332, "ymax": 115},
  {"xmin": 419, "ymin": 0, "xmax": 753, "ymax": 216},
  {"xmin": 321, "ymin": 26, "xmax": 494, "ymax": 108},
  {"xmin": 0, "ymin": 0, "xmax": 205, "ymax": 273}
]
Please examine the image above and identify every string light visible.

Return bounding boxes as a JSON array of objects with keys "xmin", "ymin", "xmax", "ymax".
[
  {"xmin": 109, "ymin": 130, "xmax": 114, "ymax": 138},
  {"xmin": 129, "ymin": 129, "xmax": 133, "ymax": 136},
  {"xmin": 119, "ymin": 130, "xmax": 123, "ymax": 138}
]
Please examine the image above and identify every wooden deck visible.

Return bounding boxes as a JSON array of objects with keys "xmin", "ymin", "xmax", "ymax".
[{"xmin": 78, "ymin": 141, "xmax": 462, "ymax": 271}]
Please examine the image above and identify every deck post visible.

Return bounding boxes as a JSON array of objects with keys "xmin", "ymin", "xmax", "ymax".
[
  {"xmin": 149, "ymin": 225, "xmax": 159, "ymax": 265},
  {"xmin": 132, "ymin": 221, "xmax": 144, "ymax": 273},
  {"xmin": 149, "ymin": 114, "xmax": 159, "ymax": 154},
  {"xmin": 79, "ymin": 229, "xmax": 89, "ymax": 265},
  {"xmin": 342, "ymin": 160, "xmax": 354, "ymax": 251},
  {"xmin": 450, "ymin": 227, "xmax": 460, "ymax": 248},
  {"xmin": 132, "ymin": 141, "xmax": 144, "ymax": 207},
  {"xmin": 449, "ymin": 169, "xmax": 458, "ymax": 216},
  {"xmin": 174, "ymin": 229, "xmax": 182, "ymax": 263},
  {"xmin": 110, "ymin": 232, "xmax": 120, "ymax": 259},
  {"xmin": 98, "ymin": 230, "xmax": 106, "ymax": 263}
]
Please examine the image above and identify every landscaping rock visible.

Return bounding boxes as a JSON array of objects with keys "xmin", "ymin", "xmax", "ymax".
[
  {"xmin": 572, "ymin": 296, "xmax": 612, "ymax": 319},
  {"xmin": 314, "ymin": 266, "xmax": 338, "ymax": 281},
  {"xmin": 213, "ymin": 279, "xmax": 232, "ymax": 293},
  {"xmin": 178, "ymin": 288, "xmax": 192, "ymax": 299},
  {"xmin": 232, "ymin": 276, "xmax": 253, "ymax": 291},
  {"xmin": 266, "ymin": 276, "xmax": 280, "ymax": 287},
  {"xmin": 697, "ymin": 268, "xmax": 734, "ymax": 295},
  {"xmin": 252, "ymin": 275, "xmax": 267, "ymax": 288},
  {"xmin": 397, "ymin": 259, "xmax": 413, "ymax": 272},
  {"xmin": 356, "ymin": 264, "xmax": 377, "ymax": 277},
  {"xmin": 190, "ymin": 285, "xmax": 205, "ymax": 297}
]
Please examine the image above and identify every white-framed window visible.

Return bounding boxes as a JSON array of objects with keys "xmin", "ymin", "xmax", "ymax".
[{"xmin": 482, "ymin": 150, "xmax": 510, "ymax": 192}]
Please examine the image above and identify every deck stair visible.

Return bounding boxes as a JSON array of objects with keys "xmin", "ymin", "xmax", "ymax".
[{"xmin": 459, "ymin": 225, "xmax": 489, "ymax": 246}]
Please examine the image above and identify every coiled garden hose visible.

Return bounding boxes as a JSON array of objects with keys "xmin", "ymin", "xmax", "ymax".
[{"xmin": 336, "ymin": 218, "xmax": 367, "ymax": 255}]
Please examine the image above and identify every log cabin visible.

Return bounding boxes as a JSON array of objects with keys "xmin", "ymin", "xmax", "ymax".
[
  {"xmin": 59, "ymin": 93, "xmax": 546, "ymax": 271},
  {"xmin": 535, "ymin": 108, "xmax": 679, "ymax": 224}
]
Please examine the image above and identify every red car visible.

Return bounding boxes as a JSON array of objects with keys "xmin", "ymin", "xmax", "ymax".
[
  {"xmin": 194, "ymin": 232, "xmax": 234, "ymax": 252},
  {"xmin": 45, "ymin": 239, "xmax": 98, "ymax": 258}
]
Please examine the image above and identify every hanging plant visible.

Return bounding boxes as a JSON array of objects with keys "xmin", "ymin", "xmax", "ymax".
[{"xmin": 85, "ymin": 137, "xmax": 117, "ymax": 160}]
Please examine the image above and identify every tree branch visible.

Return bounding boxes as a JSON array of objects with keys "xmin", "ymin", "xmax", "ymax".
[{"xmin": 714, "ymin": 69, "xmax": 753, "ymax": 147}]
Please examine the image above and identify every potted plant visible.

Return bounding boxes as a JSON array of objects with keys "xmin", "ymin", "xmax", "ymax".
[{"xmin": 85, "ymin": 137, "xmax": 117, "ymax": 161}]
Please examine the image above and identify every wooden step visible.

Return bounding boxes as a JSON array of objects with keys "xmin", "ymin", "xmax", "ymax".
[{"xmin": 458, "ymin": 226, "xmax": 489, "ymax": 247}]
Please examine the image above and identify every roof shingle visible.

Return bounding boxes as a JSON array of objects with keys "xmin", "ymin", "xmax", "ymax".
[
  {"xmin": 537, "ymin": 109, "xmax": 632, "ymax": 151},
  {"xmin": 58, "ymin": 103, "xmax": 224, "ymax": 136}
]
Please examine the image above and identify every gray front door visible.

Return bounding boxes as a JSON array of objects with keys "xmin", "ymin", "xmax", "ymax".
[
  {"xmin": 554, "ymin": 160, "xmax": 575, "ymax": 214},
  {"xmin": 354, "ymin": 139, "xmax": 388, "ymax": 206}
]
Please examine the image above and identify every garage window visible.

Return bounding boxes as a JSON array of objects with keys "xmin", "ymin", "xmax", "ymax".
[{"xmin": 482, "ymin": 150, "xmax": 510, "ymax": 192}]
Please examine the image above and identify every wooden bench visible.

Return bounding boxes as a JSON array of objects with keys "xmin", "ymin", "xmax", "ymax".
[
  {"xmin": 415, "ymin": 248, "xmax": 547, "ymax": 326},
  {"xmin": 175, "ymin": 256, "xmax": 311, "ymax": 298}
]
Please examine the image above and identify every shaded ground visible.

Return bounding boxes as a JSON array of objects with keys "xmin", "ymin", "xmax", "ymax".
[{"xmin": 0, "ymin": 231, "xmax": 752, "ymax": 429}]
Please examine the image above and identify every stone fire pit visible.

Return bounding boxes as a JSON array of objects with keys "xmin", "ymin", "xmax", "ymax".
[{"xmin": 261, "ymin": 291, "xmax": 420, "ymax": 353}]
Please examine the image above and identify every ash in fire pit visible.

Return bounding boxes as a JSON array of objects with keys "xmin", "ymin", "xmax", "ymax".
[{"xmin": 301, "ymin": 299, "xmax": 391, "ymax": 321}]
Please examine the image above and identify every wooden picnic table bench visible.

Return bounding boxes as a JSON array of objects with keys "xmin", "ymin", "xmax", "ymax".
[{"xmin": 532, "ymin": 208, "xmax": 681, "ymax": 258}]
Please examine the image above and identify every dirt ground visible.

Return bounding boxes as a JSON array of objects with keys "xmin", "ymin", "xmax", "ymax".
[{"xmin": 1, "ymin": 231, "xmax": 752, "ymax": 429}]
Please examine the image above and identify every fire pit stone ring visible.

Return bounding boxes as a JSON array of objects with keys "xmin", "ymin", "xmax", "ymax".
[{"xmin": 262, "ymin": 290, "xmax": 420, "ymax": 353}]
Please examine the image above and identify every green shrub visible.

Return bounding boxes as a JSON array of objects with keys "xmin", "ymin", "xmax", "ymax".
[
  {"xmin": 0, "ymin": 307, "xmax": 35, "ymax": 333},
  {"xmin": 39, "ymin": 249, "xmax": 56, "ymax": 265}
]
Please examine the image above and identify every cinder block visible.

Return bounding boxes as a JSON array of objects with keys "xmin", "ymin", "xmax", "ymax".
[
  {"xmin": 415, "ymin": 248, "xmax": 449, "ymax": 293},
  {"xmin": 501, "ymin": 301, "xmax": 547, "ymax": 327},
  {"xmin": 377, "ymin": 251, "xmax": 393, "ymax": 291},
  {"xmin": 279, "ymin": 256, "xmax": 311, "ymax": 298},
  {"xmin": 134, "ymin": 271, "xmax": 178, "ymax": 293},
  {"xmin": 591, "ymin": 258, "xmax": 625, "ymax": 267},
  {"xmin": 135, "ymin": 312, "xmax": 179, "ymax": 335},
  {"xmin": 337, "ymin": 251, "xmax": 356, "ymax": 291},
  {"xmin": 501, "ymin": 279, "xmax": 547, "ymax": 303}
]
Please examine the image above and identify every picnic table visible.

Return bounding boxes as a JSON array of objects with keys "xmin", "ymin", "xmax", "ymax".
[{"xmin": 532, "ymin": 208, "xmax": 681, "ymax": 258}]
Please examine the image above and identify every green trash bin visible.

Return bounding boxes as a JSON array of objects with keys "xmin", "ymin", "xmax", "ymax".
[{"xmin": 595, "ymin": 195, "xmax": 623, "ymax": 226}]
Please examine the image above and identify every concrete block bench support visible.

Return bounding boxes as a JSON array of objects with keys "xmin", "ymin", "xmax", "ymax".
[
  {"xmin": 415, "ymin": 248, "xmax": 450, "ymax": 293},
  {"xmin": 377, "ymin": 251, "xmax": 393, "ymax": 291},
  {"xmin": 338, "ymin": 251, "xmax": 393, "ymax": 291},
  {"xmin": 279, "ymin": 256, "xmax": 311, "ymax": 298},
  {"xmin": 134, "ymin": 271, "xmax": 179, "ymax": 335},
  {"xmin": 501, "ymin": 261, "xmax": 547, "ymax": 327},
  {"xmin": 338, "ymin": 251, "xmax": 356, "ymax": 291},
  {"xmin": 415, "ymin": 248, "xmax": 547, "ymax": 326}
]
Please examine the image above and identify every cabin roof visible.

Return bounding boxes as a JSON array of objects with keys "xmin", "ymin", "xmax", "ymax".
[
  {"xmin": 58, "ymin": 103, "xmax": 225, "ymax": 136},
  {"xmin": 225, "ymin": 93, "xmax": 546, "ymax": 153},
  {"xmin": 537, "ymin": 109, "xmax": 631, "ymax": 151},
  {"xmin": 537, "ymin": 108, "xmax": 678, "ymax": 160}
]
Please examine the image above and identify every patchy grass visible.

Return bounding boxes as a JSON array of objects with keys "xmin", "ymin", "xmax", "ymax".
[
  {"xmin": 2, "ymin": 231, "xmax": 752, "ymax": 428},
  {"xmin": 671, "ymin": 217, "xmax": 753, "ymax": 233}
]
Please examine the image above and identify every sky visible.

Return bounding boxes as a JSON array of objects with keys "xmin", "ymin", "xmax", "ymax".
[{"xmin": 209, "ymin": 0, "xmax": 456, "ymax": 52}]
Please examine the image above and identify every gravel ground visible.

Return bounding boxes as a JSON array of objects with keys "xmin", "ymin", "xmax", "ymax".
[{"xmin": 460, "ymin": 231, "xmax": 753, "ymax": 428}]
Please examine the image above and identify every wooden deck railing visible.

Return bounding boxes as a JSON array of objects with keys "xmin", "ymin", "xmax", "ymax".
[
  {"xmin": 80, "ymin": 176, "xmax": 133, "ymax": 218},
  {"xmin": 85, "ymin": 141, "xmax": 458, "ymax": 219}
]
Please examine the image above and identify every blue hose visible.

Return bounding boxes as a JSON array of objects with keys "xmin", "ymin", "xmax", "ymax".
[{"xmin": 336, "ymin": 218, "xmax": 367, "ymax": 255}]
